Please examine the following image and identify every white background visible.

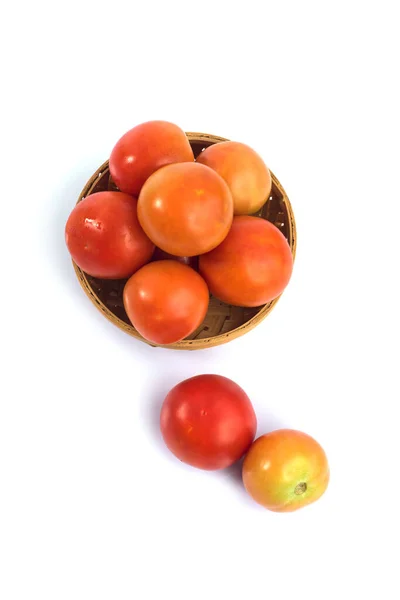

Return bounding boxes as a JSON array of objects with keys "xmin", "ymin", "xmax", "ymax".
[{"xmin": 1, "ymin": 1, "xmax": 399, "ymax": 598}]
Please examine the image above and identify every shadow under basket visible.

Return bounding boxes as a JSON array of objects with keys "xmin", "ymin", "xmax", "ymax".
[{"xmin": 73, "ymin": 132, "xmax": 297, "ymax": 350}]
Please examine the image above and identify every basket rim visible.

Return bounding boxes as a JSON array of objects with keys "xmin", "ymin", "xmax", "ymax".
[{"xmin": 72, "ymin": 132, "xmax": 297, "ymax": 350}]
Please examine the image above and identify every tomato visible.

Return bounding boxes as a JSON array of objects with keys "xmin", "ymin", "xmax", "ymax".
[
  {"xmin": 197, "ymin": 141, "xmax": 272, "ymax": 215},
  {"xmin": 242, "ymin": 429, "xmax": 330, "ymax": 512},
  {"xmin": 160, "ymin": 375, "xmax": 257, "ymax": 470},
  {"xmin": 109, "ymin": 120, "xmax": 194, "ymax": 196},
  {"xmin": 123, "ymin": 260, "xmax": 209, "ymax": 345},
  {"xmin": 65, "ymin": 191, "xmax": 154, "ymax": 279},
  {"xmin": 199, "ymin": 216, "xmax": 293, "ymax": 307},
  {"xmin": 137, "ymin": 162, "xmax": 233, "ymax": 257},
  {"xmin": 152, "ymin": 247, "xmax": 199, "ymax": 271}
]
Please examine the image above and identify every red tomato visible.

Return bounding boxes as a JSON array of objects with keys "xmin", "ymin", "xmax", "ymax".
[
  {"xmin": 152, "ymin": 247, "xmax": 199, "ymax": 270},
  {"xmin": 65, "ymin": 191, "xmax": 154, "ymax": 279},
  {"xmin": 243, "ymin": 429, "xmax": 330, "ymax": 512},
  {"xmin": 137, "ymin": 162, "xmax": 233, "ymax": 257},
  {"xmin": 199, "ymin": 216, "xmax": 293, "ymax": 307},
  {"xmin": 109, "ymin": 120, "xmax": 194, "ymax": 196},
  {"xmin": 197, "ymin": 141, "xmax": 272, "ymax": 215},
  {"xmin": 160, "ymin": 374, "xmax": 257, "ymax": 470},
  {"xmin": 123, "ymin": 260, "xmax": 209, "ymax": 345}
]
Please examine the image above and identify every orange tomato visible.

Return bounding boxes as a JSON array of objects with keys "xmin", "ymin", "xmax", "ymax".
[
  {"xmin": 137, "ymin": 162, "xmax": 233, "ymax": 257},
  {"xmin": 109, "ymin": 120, "xmax": 194, "ymax": 196},
  {"xmin": 123, "ymin": 260, "xmax": 209, "ymax": 345},
  {"xmin": 197, "ymin": 141, "xmax": 272, "ymax": 215},
  {"xmin": 199, "ymin": 216, "xmax": 293, "ymax": 307},
  {"xmin": 242, "ymin": 429, "xmax": 329, "ymax": 512}
]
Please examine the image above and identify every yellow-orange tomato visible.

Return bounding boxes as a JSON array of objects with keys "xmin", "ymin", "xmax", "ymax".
[
  {"xmin": 199, "ymin": 216, "xmax": 293, "ymax": 307},
  {"xmin": 123, "ymin": 260, "xmax": 209, "ymax": 345},
  {"xmin": 242, "ymin": 429, "xmax": 330, "ymax": 512},
  {"xmin": 109, "ymin": 120, "xmax": 194, "ymax": 196},
  {"xmin": 197, "ymin": 141, "xmax": 272, "ymax": 215},
  {"xmin": 137, "ymin": 162, "xmax": 233, "ymax": 257}
]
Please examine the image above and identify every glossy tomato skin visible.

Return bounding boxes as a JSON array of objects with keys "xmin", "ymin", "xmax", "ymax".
[
  {"xmin": 243, "ymin": 429, "xmax": 330, "ymax": 512},
  {"xmin": 109, "ymin": 120, "xmax": 194, "ymax": 196},
  {"xmin": 199, "ymin": 216, "xmax": 293, "ymax": 307},
  {"xmin": 65, "ymin": 191, "xmax": 154, "ymax": 279},
  {"xmin": 123, "ymin": 260, "xmax": 209, "ymax": 345},
  {"xmin": 160, "ymin": 374, "xmax": 257, "ymax": 470},
  {"xmin": 197, "ymin": 141, "xmax": 272, "ymax": 215},
  {"xmin": 138, "ymin": 162, "xmax": 234, "ymax": 257},
  {"xmin": 152, "ymin": 247, "xmax": 199, "ymax": 271}
]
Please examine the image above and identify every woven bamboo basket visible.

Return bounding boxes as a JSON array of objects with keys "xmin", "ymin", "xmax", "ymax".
[{"xmin": 72, "ymin": 132, "xmax": 297, "ymax": 349}]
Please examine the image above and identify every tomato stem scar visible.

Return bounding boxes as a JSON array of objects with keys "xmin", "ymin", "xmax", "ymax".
[{"xmin": 294, "ymin": 482, "xmax": 307, "ymax": 495}]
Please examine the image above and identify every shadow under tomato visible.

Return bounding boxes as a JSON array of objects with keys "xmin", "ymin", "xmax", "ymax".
[
  {"xmin": 144, "ymin": 375, "xmax": 182, "ymax": 457},
  {"xmin": 223, "ymin": 459, "xmax": 245, "ymax": 487},
  {"xmin": 195, "ymin": 458, "xmax": 254, "ymax": 508}
]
